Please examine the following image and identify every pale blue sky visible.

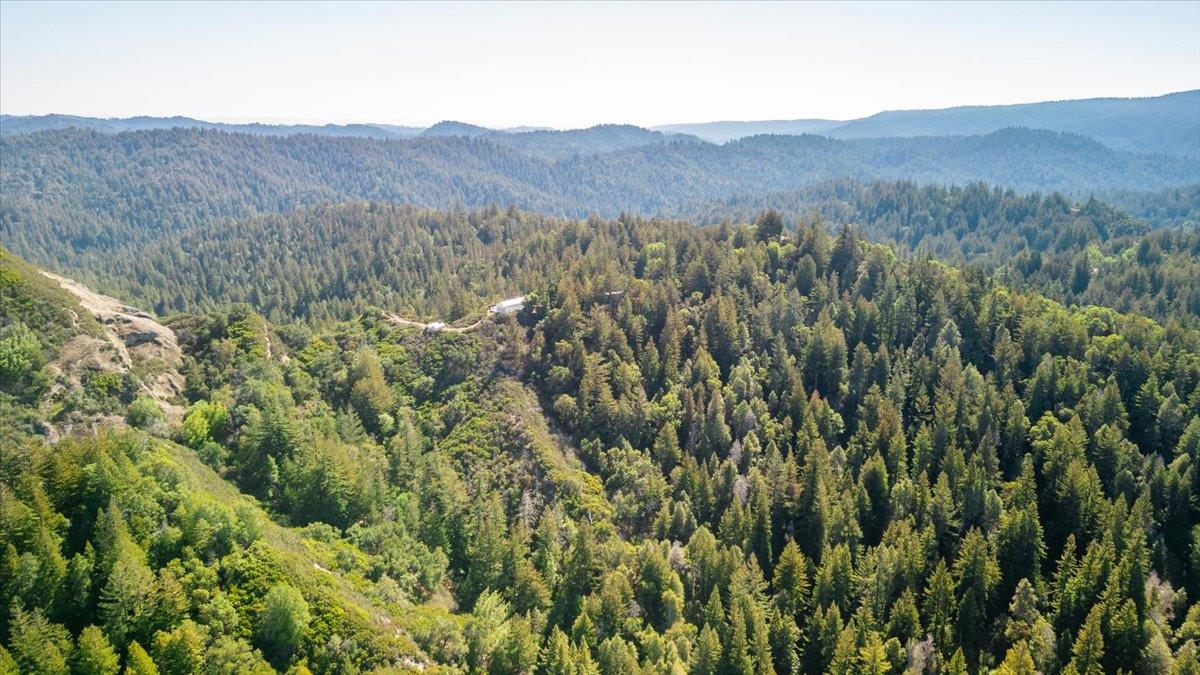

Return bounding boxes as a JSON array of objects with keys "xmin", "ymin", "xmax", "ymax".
[{"xmin": 2, "ymin": 1, "xmax": 1197, "ymax": 128}]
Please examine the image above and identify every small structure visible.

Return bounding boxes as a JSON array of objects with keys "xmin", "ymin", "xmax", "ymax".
[
  {"xmin": 489, "ymin": 295, "xmax": 526, "ymax": 315},
  {"xmin": 425, "ymin": 321, "xmax": 447, "ymax": 333}
]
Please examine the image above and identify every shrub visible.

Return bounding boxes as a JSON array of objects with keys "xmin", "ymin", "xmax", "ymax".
[{"xmin": 127, "ymin": 395, "xmax": 164, "ymax": 430}]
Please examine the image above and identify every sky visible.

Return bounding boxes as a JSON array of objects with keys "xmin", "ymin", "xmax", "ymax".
[{"xmin": 1, "ymin": 1, "xmax": 1198, "ymax": 129}]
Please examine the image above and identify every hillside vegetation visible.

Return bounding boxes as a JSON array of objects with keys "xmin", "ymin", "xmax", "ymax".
[
  {"xmin": 4, "ymin": 125, "xmax": 1198, "ymax": 274},
  {"xmin": 3, "ymin": 204, "xmax": 1200, "ymax": 672},
  {"xmin": 686, "ymin": 180, "xmax": 1200, "ymax": 324},
  {"xmin": 16, "ymin": 179, "xmax": 1196, "ymax": 334}
]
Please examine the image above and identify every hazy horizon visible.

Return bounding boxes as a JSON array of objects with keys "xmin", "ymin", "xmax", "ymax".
[
  {"xmin": 2, "ymin": 86, "xmax": 1197, "ymax": 132},
  {"xmin": 3, "ymin": 1, "xmax": 1198, "ymax": 129}
]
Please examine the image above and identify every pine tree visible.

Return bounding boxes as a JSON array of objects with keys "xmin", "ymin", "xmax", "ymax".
[
  {"xmin": 57, "ymin": 548, "xmax": 95, "ymax": 632},
  {"xmin": 652, "ymin": 422, "xmax": 682, "ymax": 471},
  {"xmin": 772, "ymin": 541, "xmax": 810, "ymax": 620},
  {"xmin": 923, "ymin": 560, "xmax": 956, "ymax": 654},
  {"xmin": 996, "ymin": 494, "xmax": 1045, "ymax": 604},
  {"xmin": 702, "ymin": 392, "xmax": 733, "ymax": 460},
  {"xmin": 150, "ymin": 620, "xmax": 205, "ymax": 675},
  {"xmin": 692, "ymin": 623, "xmax": 723, "ymax": 675},
  {"xmin": 943, "ymin": 649, "xmax": 969, "ymax": 675},
  {"xmin": 255, "ymin": 585, "xmax": 310, "ymax": 667},
  {"xmin": 756, "ymin": 210, "xmax": 785, "ymax": 243},
  {"xmin": 574, "ymin": 639, "xmax": 600, "ymax": 675},
  {"xmin": 886, "ymin": 589, "xmax": 922, "ymax": 644},
  {"xmin": 702, "ymin": 587, "xmax": 726, "ymax": 631},
  {"xmin": 541, "ymin": 628, "xmax": 577, "ymax": 675},
  {"xmin": 596, "ymin": 636, "xmax": 639, "ymax": 675},
  {"xmin": 1064, "ymin": 604, "xmax": 1105, "ymax": 675},
  {"xmin": 858, "ymin": 453, "xmax": 890, "ymax": 546},
  {"xmin": 491, "ymin": 614, "xmax": 541, "ymax": 674},
  {"xmin": 857, "ymin": 633, "xmax": 891, "ymax": 675},
  {"xmin": 99, "ymin": 542, "xmax": 155, "ymax": 650},
  {"xmin": 813, "ymin": 544, "xmax": 853, "ymax": 611},
  {"xmin": 826, "ymin": 623, "xmax": 859, "ymax": 675},
  {"xmin": 748, "ymin": 471, "xmax": 774, "ymax": 573},
  {"xmin": 994, "ymin": 642, "xmax": 1037, "ymax": 675},
  {"xmin": 724, "ymin": 603, "xmax": 754, "ymax": 675},
  {"xmin": 747, "ymin": 602, "xmax": 775, "ymax": 675},
  {"xmin": 1106, "ymin": 598, "xmax": 1141, "ymax": 672},
  {"xmin": 123, "ymin": 641, "xmax": 159, "ymax": 675},
  {"xmin": 349, "ymin": 346, "xmax": 396, "ymax": 435},
  {"xmin": 0, "ymin": 646, "xmax": 17, "ymax": 675},
  {"xmin": 149, "ymin": 568, "xmax": 188, "ymax": 637},
  {"xmin": 1004, "ymin": 578, "xmax": 1055, "ymax": 670},
  {"xmin": 552, "ymin": 523, "xmax": 601, "ymax": 629},
  {"xmin": 794, "ymin": 431, "xmax": 830, "ymax": 562},
  {"xmin": 767, "ymin": 608, "xmax": 801, "ymax": 675},
  {"xmin": 806, "ymin": 604, "xmax": 843, "ymax": 674},
  {"xmin": 465, "ymin": 590, "xmax": 510, "ymax": 673},
  {"xmin": 73, "ymin": 625, "xmax": 120, "ymax": 675},
  {"xmin": 533, "ymin": 508, "xmax": 563, "ymax": 593},
  {"xmin": 7, "ymin": 606, "xmax": 72, "ymax": 675},
  {"xmin": 954, "ymin": 529, "xmax": 999, "ymax": 664}
]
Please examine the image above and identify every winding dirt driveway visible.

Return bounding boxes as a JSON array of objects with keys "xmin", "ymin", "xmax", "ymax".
[{"xmin": 386, "ymin": 313, "xmax": 485, "ymax": 333}]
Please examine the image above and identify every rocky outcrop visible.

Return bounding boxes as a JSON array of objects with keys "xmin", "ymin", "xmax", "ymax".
[{"xmin": 41, "ymin": 271, "xmax": 186, "ymax": 438}]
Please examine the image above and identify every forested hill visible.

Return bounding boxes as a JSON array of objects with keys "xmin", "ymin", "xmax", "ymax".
[
  {"xmin": 0, "ymin": 115, "xmax": 691, "ymax": 159},
  {"xmin": 683, "ymin": 180, "xmax": 1200, "ymax": 324},
  {"xmin": 657, "ymin": 89, "xmax": 1200, "ymax": 156},
  {"xmin": 4, "ymin": 206, "xmax": 1200, "ymax": 672},
  {"xmin": 486, "ymin": 124, "xmax": 699, "ymax": 160},
  {"xmin": 11, "ymin": 90, "xmax": 1197, "ymax": 157},
  {"xmin": 4, "ymin": 125, "xmax": 1198, "ymax": 273},
  {"xmin": 0, "ymin": 113, "xmax": 424, "ymax": 139},
  {"xmin": 82, "ymin": 203, "xmax": 568, "ymax": 322},
  {"xmin": 20, "ymin": 180, "xmax": 1200, "ymax": 330},
  {"xmin": 825, "ymin": 90, "xmax": 1200, "ymax": 157}
]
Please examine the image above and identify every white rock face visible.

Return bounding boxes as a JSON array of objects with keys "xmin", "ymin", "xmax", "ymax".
[{"xmin": 41, "ymin": 270, "xmax": 186, "ymax": 438}]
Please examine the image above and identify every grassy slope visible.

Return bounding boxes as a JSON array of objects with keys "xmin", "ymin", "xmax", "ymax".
[
  {"xmin": 0, "ymin": 246, "xmax": 103, "ymax": 351},
  {"xmin": 157, "ymin": 437, "xmax": 450, "ymax": 670}
]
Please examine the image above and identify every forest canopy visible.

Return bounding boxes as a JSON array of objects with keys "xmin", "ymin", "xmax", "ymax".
[{"xmin": 3, "ymin": 204, "xmax": 1200, "ymax": 672}]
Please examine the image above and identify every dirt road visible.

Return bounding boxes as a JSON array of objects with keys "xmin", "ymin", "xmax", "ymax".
[{"xmin": 386, "ymin": 313, "xmax": 484, "ymax": 333}]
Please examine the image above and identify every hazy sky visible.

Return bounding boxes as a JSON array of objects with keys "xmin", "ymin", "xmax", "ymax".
[{"xmin": 2, "ymin": 1, "xmax": 1198, "ymax": 128}]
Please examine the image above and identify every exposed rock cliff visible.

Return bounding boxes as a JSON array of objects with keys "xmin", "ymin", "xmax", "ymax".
[{"xmin": 40, "ymin": 271, "xmax": 186, "ymax": 438}]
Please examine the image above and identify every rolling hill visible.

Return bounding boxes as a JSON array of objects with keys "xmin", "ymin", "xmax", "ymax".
[
  {"xmin": 0, "ymin": 113, "xmax": 424, "ymax": 139},
  {"xmin": 10, "ymin": 90, "xmax": 1197, "ymax": 159},
  {"xmin": 655, "ymin": 90, "xmax": 1200, "ymax": 156},
  {"xmin": 4, "ymin": 125, "xmax": 1197, "ymax": 279},
  {"xmin": 650, "ymin": 118, "xmax": 841, "ymax": 143}
]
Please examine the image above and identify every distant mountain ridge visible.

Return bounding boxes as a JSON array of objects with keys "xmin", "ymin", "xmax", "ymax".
[
  {"xmin": 485, "ymin": 123, "xmax": 699, "ymax": 159},
  {"xmin": 0, "ymin": 113, "xmax": 425, "ymax": 139},
  {"xmin": 419, "ymin": 120, "xmax": 493, "ymax": 137},
  {"xmin": 651, "ymin": 118, "xmax": 842, "ymax": 143},
  {"xmin": 7, "ymin": 90, "xmax": 1196, "ymax": 157},
  {"xmin": 655, "ymin": 90, "xmax": 1200, "ymax": 156},
  {"xmin": 827, "ymin": 90, "xmax": 1200, "ymax": 156},
  {"xmin": 1, "ymin": 115, "xmax": 699, "ymax": 158}
]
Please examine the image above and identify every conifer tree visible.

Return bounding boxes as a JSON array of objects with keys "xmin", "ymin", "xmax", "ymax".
[
  {"xmin": 74, "ymin": 625, "xmax": 120, "ymax": 675},
  {"xmin": 123, "ymin": 641, "xmax": 159, "ymax": 675},
  {"xmin": 692, "ymin": 623, "xmax": 723, "ymax": 675},
  {"xmin": 772, "ymin": 541, "xmax": 810, "ymax": 620},
  {"xmin": 1064, "ymin": 604, "xmax": 1105, "ymax": 675}
]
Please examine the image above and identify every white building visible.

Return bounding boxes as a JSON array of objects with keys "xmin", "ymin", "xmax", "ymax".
[
  {"xmin": 425, "ymin": 321, "xmax": 447, "ymax": 332},
  {"xmin": 489, "ymin": 295, "xmax": 525, "ymax": 315}
]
